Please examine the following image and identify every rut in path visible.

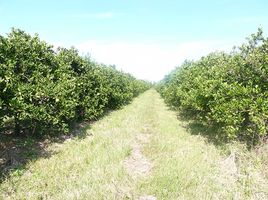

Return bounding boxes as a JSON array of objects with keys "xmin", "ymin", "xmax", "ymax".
[
  {"xmin": 124, "ymin": 133, "xmax": 151, "ymax": 179},
  {"xmin": 123, "ymin": 128, "xmax": 157, "ymax": 200}
]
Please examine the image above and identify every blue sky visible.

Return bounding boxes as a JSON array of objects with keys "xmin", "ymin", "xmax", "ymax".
[{"xmin": 1, "ymin": 0, "xmax": 268, "ymax": 81}]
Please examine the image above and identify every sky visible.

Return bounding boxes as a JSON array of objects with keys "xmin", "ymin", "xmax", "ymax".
[{"xmin": 1, "ymin": 0, "xmax": 268, "ymax": 81}]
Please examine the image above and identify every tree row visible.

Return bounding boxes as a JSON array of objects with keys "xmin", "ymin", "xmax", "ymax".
[{"xmin": 0, "ymin": 29, "xmax": 150, "ymax": 135}]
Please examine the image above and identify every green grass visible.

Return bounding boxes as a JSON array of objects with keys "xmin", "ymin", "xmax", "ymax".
[
  {"xmin": 136, "ymin": 91, "xmax": 268, "ymax": 199},
  {"xmin": 1, "ymin": 90, "xmax": 268, "ymax": 199}
]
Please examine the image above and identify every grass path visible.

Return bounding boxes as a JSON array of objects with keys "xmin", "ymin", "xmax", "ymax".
[{"xmin": 1, "ymin": 90, "xmax": 268, "ymax": 199}]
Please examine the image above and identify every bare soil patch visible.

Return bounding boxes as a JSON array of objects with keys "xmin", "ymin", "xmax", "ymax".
[
  {"xmin": 123, "ymin": 133, "xmax": 157, "ymax": 199},
  {"xmin": 124, "ymin": 134, "xmax": 152, "ymax": 179}
]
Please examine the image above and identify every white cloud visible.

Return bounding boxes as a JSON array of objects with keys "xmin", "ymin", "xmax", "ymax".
[
  {"xmin": 77, "ymin": 40, "xmax": 235, "ymax": 81},
  {"xmin": 70, "ymin": 12, "xmax": 122, "ymax": 19}
]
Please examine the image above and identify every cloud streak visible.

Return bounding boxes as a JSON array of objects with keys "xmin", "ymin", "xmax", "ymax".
[{"xmin": 70, "ymin": 12, "xmax": 122, "ymax": 19}]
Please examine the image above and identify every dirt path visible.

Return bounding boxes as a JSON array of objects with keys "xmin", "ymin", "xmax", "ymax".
[
  {"xmin": 123, "ymin": 133, "xmax": 156, "ymax": 200},
  {"xmin": 124, "ymin": 133, "xmax": 152, "ymax": 179}
]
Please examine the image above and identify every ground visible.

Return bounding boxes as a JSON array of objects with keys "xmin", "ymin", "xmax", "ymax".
[{"xmin": 0, "ymin": 90, "xmax": 268, "ymax": 200}]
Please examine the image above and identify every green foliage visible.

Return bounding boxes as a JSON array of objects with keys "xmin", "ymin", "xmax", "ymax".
[
  {"xmin": 158, "ymin": 29, "xmax": 268, "ymax": 144},
  {"xmin": 0, "ymin": 28, "xmax": 151, "ymax": 135}
]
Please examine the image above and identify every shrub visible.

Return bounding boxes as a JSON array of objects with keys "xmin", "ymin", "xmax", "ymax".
[
  {"xmin": 158, "ymin": 29, "xmax": 268, "ymax": 144},
  {"xmin": 0, "ymin": 28, "xmax": 150, "ymax": 135}
]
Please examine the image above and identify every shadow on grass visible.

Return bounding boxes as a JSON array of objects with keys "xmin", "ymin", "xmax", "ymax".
[
  {"xmin": 0, "ymin": 121, "xmax": 92, "ymax": 184},
  {"xmin": 175, "ymin": 110, "xmax": 228, "ymax": 147},
  {"xmin": 183, "ymin": 120, "xmax": 225, "ymax": 146}
]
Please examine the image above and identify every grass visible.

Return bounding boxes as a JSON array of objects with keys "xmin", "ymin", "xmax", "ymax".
[
  {"xmin": 1, "ymin": 90, "xmax": 268, "ymax": 199},
  {"xmin": 136, "ymin": 91, "xmax": 268, "ymax": 199}
]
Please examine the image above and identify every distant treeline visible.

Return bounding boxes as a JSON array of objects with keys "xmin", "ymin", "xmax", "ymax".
[
  {"xmin": 0, "ymin": 28, "xmax": 151, "ymax": 135},
  {"xmin": 157, "ymin": 28, "xmax": 268, "ymax": 144}
]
